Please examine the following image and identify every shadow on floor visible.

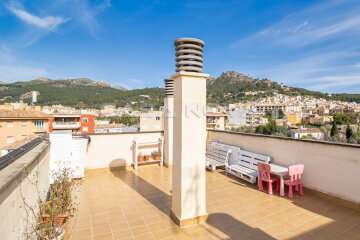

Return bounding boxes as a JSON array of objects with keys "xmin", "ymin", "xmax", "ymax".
[{"xmin": 109, "ymin": 164, "xmax": 277, "ymax": 240}]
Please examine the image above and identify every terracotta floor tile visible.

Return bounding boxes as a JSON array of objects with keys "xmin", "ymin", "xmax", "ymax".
[
  {"xmin": 93, "ymin": 233, "xmax": 114, "ymax": 240},
  {"xmin": 134, "ymin": 232, "xmax": 155, "ymax": 240},
  {"xmin": 113, "ymin": 228, "xmax": 133, "ymax": 239},
  {"xmin": 92, "ymin": 223, "xmax": 112, "ymax": 236},
  {"xmin": 131, "ymin": 225, "xmax": 150, "ymax": 236},
  {"xmin": 68, "ymin": 228, "xmax": 92, "ymax": 239},
  {"xmin": 69, "ymin": 165, "xmax": 360, "ymax": 240}
]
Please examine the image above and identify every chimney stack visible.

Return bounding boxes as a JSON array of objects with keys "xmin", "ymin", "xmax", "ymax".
[{"xmin": 170, "ymin": 37, "xmax": 208, "ymax": 227}]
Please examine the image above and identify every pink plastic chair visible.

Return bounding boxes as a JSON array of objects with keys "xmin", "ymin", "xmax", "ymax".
[
  {"xmin": 284, "ymin": 164, "xmax": 304, "ymax": 198},
  {"xmin": 258, "ymin": 163, "xmax": 279, "ymax": 195}
]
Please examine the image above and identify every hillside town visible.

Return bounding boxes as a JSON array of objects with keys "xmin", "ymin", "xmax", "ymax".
[{"xmin": 1, "ymin": 91, "xmax": 360, "ymax": 157}]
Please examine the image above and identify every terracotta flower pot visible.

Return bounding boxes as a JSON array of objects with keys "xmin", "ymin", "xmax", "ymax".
[
  {"xmin": 154, "ymin": 155, "xmax": 160, "ymax": 160},
  {"xmin": 57, "ymin": 212, "xmax": 70, "ymax": 227},
  {"xmin": 144, "ymin": 155, "xmax": 150, "ymax": 161},
  {"xmin": 138, "ymin": 156, "xmax": 144, "ymax": 162},
  {"xmin": 42, "ymin": 212, "xmax": 70, "ymax": 227}
]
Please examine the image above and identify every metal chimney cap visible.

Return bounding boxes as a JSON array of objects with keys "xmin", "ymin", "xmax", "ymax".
[
  {"xmin": 174, "ymin": 37, "xmax": 205, "ymax": 73},
  {"xmin": 174, "ymin": 38, "xmax": 204, "ymax": 47}
]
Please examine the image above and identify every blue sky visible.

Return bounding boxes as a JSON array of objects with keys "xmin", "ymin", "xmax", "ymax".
[{"xmin": 0, "ymin": 0, "xmax": 360, "ymax": 93}]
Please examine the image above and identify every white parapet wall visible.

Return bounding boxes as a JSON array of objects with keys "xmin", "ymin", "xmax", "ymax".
[
  {"xmin": 85, "ymin": 131, "xmax": 164, "ymax": 170},
  {"xmin": 0, "ymin": 142, "xmax": 50, "ymax": 240},
  {"xmin": 207, "ymin": 130, "xmax": 360, "ymax": 204}
]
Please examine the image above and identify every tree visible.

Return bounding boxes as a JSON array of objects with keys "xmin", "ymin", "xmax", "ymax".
[
  {"xmin": 278, "ymin": 109, "xmax": 285, "ymax": 119},
  {"xmin": 263, "ymin": 120, "xmax": 277, "ymax": 135},
  {"xmin": 346, "ymin": 124, "xmax": 353, "ymax": 141},
  {"xmin": 255, "ymin": 125, "xmax": 264, "ymax": 134},
  {"xmin": 333, "ymin": 113, "xmax": 351, "ymax": 125},
  {"xmin": 330, "ymin": 121, "xmax": 339, "ymax": 137}
]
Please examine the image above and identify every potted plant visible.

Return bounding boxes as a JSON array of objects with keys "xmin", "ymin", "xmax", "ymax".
[
  {"xmin": 42, "ymin": 167, "xmax": 74, "ymax": 227},
  {"xmin": 151, "ymin": 151, "xmax": 161, "ymax": 160},
  {"xmin": 138, "ymin": 152, "xmax": 144, "ymax": 162},
  {"xmin": 144, "ymin": 154, "xmax": 150, "ymax": 161},
  {"xmin": 21, "ymin": 164, "xmax": 76, "ymax": 240}
]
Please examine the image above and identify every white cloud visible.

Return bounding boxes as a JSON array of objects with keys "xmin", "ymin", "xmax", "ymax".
[
  {"xmin": 0, "ymin": 45, "xmax": 15, "ymax": 63},
  {"xmin": 57, "ymin": 0, "xmax": 111, "ymax": 35},
  {"xmin": 252, "ymin": 50, "xmax": 360, "ymax": 93},
  {"xmin": 129, "ymin": 78, "xmax": 144, "ymax": 84},
  {"xmin": 6, "ymin": 2, "xmax": 70, "ymax": 31},
  {"xmin": 309, "ymin": 76, "xmax": 360, "ymax": 91},
  {"xmin": 233, "ymin": 0, "xmax": 360, "ymax": 48},
  {"xmin": 0, "ymin": 64, "xmax": 48, "ymax": 83}
]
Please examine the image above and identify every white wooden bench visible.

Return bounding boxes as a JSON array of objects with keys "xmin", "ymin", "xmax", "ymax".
[
  {"xmin": 205, "ymin": 142, "xmax": 232, "ymax": 172},
  {"xmin": 225, "ymin": 150, "xmax": 271, "ymax": 184}
]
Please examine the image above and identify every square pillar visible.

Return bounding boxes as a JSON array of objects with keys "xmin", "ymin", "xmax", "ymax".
[{"xmin": 170, "ymin": 71, "xmax": 209, "ymax": 227}]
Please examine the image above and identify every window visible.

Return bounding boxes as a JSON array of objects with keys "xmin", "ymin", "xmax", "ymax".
[
  {"xmin": 82, "ymin": 127, "xmax": 88, "ymax": 132},
  {"xmin": 82, "ymin": 118, "xmax": 88, "ymax": 123},
  {"xmin": 142, "ymin": 125, "xmax": 147, "ymax": 130},
  {"xmin": 21, "ymin": 121, "xmax": 27, "ymax": 127},
  {"xmin": 155, "ymin": 117, "xmax": 161, "ymax": 121},
  {"xmin": 35, "ymin": 120, "xmax": 45, "ymax": 130},
  {"xmin": 7, "ymin": 122, "xmax": 13, "ymax": 128},
  {"xmin": 6, "ymin": 136, "xmax": 14, "ymax": 143},
  {"xmin": 155, "ymin": 125, "xmax": 160, "ymax": 130},
  {"xmin": 142, "ymin": 117, "xmax": 147, "ymax": 120}
]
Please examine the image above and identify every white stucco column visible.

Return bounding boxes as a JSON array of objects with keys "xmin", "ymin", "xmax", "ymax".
[
  {"xmin": 164, "ymin": 96, "xmax": 174, "ymax": 166},
  {"xmin": 170, "ymin": 71, "xmax": 209, "ymax": 227}
]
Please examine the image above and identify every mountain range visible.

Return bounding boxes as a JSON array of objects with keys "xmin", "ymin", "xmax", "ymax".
[{"xmin": 0, "ymin": 72, "xmax": 359, "ymax": 109}]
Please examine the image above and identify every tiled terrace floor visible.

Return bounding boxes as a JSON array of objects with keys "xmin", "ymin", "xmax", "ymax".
[{"xmin": 65, "ymin": 165, "xmax": 360, "ymax": 240}]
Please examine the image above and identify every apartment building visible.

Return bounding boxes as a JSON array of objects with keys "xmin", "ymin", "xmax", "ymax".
[
  {"xmin": 256, "ymin": 104, "xmax": 300, "ymax": 114},
  {"xmin": 0, "ymin": 110, "xmax": 51, "ymax": 155},
  {"xmin": 228, "ymin": 108, "xmax": 267, "ymax": 127},
  {"xmin": 0, "ymin": 102, "xmax": 41, "ymax": 111},
  {"xmin": 206, "ymin": 112, "xmax": 229, "ymax": 130},
  {"xmin": 139, "ymin": 111, "xmax": 164, "ymax": 132},
  {"xmin": 48, "ymin": 114, "xmax": 95, "ymax": 134},
  {"xmin": 289, "ymin": 127, "xmax": 324, "ymax": 140}
]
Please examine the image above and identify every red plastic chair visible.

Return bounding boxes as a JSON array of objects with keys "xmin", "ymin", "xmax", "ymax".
[
  {"xmin": 284, "ymin": 164, "xmax": 304, "ymax": 198},
  {"xmin": 258, "ymin": 163, "xmax": 279, "ymax": 195}
]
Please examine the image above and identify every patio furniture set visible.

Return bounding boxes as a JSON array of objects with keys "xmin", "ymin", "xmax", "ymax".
[{"xmin": 205, "ymin": 141, "xmax": 304, "ymax": 198}]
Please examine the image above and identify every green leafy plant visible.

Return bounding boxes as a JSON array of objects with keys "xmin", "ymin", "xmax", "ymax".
[{"xmin": 151, "ymin": 151, "xmax": 161, "ymax": 158}]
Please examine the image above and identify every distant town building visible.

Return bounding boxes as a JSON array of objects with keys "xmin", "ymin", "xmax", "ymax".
[
  {"xmin": 49, "ymin": 114, "xmax": 94, "ymax": 134},
  {"xmin": 42, "ymin": 105, "xmax": 80, "ymax": 114},
  {"xmin": 206, "ymin": 112, "xmax": 229, "ymax": 130},
  {"xmin": 256, "ymin": 104, "xmax": 300, "ymax": 114},
  {"xmin": 286, "ymin": 113, "xmax": 301, "ymax": 125},
  {"xmin": 228, "ymin": 108, "xmax": 267, "ymax": 127},
  {"xmin": 94, "ymin": 124, "xmax": 139, "ymax": 133},
  {"xmin": 0, "ymin": 109, "xmax": 51, "ymax": 156},
  {"xmin": 140, "ymin": 111, "xmax": 164, "ymax": 132},
  {"xmin": 289, "ymin": 127, "xmax": 324, "ymax": 140}
]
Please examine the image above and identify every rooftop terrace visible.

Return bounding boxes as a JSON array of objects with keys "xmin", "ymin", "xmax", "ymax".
[{"xmin": 65, "ymin": 165, "xmax": 360, "ymax": 240}]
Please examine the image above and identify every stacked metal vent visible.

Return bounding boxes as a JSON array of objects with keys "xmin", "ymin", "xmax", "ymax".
[
  {"xmin": 164, "ymin": 79, "xmax": 174, "ymax": 96},
  {"xmin": 174, "ymin": 37, "xmax": 204, "ymax": 73}
]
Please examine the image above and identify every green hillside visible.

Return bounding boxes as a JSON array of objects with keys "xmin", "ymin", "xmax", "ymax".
[
  {"xmin": 207, "ymin": 71, "xmax": 360, "ymax": 104},
  {"xmin": 1, "ymin": 72, "xmax": 359, "ymax": 109},
  {"xmin": 0, "ymin": 78, "xmax": 164, "ymax": 109}
]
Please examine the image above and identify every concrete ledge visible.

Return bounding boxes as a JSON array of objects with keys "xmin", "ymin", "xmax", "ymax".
[
  {"xmin": 0, "ymin": 142, "xmax": 49, "ymax": 194},
  {"xmin": 85, "ymin": 165, "xmax": 131, "ymax": 173},
  {"xmin": 303, "ymin": 187, "xmax": 360, "ymax": 211},
  {"xmin": 208, "ymin": 129, "xmax": 360, "ymax": 149},
  {"xmin": 84, "ymin": 131, "xmax": 164, "ymax": 136},
  {"xmin": 170, "ymin": 210, "xmax": 208, "ymax": 227}
]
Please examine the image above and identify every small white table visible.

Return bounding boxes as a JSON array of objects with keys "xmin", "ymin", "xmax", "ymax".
[{"xmin": 269, "ymin": 163, "xmax": 289, "ymax": 197}]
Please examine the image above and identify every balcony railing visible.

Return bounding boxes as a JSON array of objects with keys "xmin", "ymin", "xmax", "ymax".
[{"xmin": 52, "ymin": 121, "xmax": 81, "ymax": 129}]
